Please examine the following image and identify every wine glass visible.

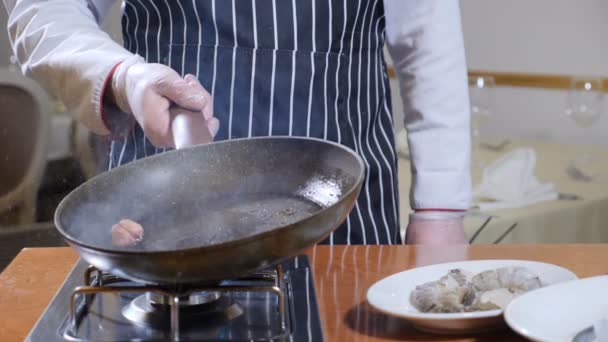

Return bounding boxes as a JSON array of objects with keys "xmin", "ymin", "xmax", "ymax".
[
  {"xmin": 468, "ymin": 75, "xmax": 495, "ymax": 169},
  {"xmin": 565, "ymin": 76, "xmax": 604, "ymax": 180}
]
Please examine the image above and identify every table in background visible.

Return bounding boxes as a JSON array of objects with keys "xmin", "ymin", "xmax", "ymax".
[{"xmin": 398, "ymin": 139, "xmax": 608, "ymax": 243}]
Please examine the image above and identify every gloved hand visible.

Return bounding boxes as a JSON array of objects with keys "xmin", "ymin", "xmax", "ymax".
[
  {"xmin": 405, "ymin": 211, "xmax": 468, "ymax": 245},
  {"xmin": 107, "ymin": 56, "xmax": 219, "ymax": 147}
]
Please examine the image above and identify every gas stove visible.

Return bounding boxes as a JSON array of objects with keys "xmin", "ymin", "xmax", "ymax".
[{"xmin": 26, "ymin": 256, "xmax": 323, "ymax": 341}]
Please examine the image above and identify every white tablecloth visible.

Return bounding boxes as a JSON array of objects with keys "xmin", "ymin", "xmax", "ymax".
[{"xmin": 397, "ymin": 139, "xmax": 608, "ymax": 244}]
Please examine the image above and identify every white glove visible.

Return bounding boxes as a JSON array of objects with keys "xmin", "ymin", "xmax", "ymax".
[
  {"xmin": 108, "ymin": 56, "xmax": 219, "ymax": 148},
  {"xmin": 405, "ymin": 211, "xmax": 468, "ymax": 245}
]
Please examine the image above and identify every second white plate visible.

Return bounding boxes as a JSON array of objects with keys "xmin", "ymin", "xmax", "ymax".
[{"xmin": 505, "ymin": 275, "xmax": 608, "ymax": 342}]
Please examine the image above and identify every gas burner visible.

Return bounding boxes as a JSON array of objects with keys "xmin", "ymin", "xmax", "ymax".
[
  {"xmin": 147, "ymin": 291, "xmax": 222, "ymax": 306},
  {"xmin": 67, "ymin": 265, "xmax": 287, "ymax": 340},
  {"xmin": 26, "ymin": 256, "xmax": 324, "ymax": 341},
  {"xmin": 123, "ymin": 292, "xmax": 243, "ymax": 329}
]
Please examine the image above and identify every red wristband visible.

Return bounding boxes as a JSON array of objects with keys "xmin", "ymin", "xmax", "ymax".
[
  {"xmin": 100, "ymin": 62, "xmax": 135, "ymax": 140},
  {"xmin": 100, "ymin": 61, "xmax": 124, "ymax": 132}
]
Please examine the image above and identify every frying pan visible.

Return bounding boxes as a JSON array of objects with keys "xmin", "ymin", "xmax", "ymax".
[{"xmin": 55, "ymin": 136, "xmax": 364, "ymax": 287}]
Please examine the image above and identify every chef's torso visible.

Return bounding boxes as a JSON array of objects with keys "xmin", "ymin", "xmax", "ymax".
[{"xmin": 109, "ymin": 0, "xmax": 401, "ymax": 245}]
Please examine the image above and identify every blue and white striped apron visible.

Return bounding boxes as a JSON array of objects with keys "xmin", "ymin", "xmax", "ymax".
[{"xmin": 109, "ymin": 0, "xmax": 401, "ymax": 245}]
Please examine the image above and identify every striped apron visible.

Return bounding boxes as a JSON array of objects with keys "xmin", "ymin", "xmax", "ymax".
[{"xmin": 109, "ymin": 0, "xmax": 401, "ymax": 245}]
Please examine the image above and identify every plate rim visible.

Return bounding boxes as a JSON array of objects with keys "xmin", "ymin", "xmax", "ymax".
[
  {"xmin": 366, "ymin": 259, "xmax": 579, "ymax": 322},
  {"xmin": 503, "ymin": 274, "xmax": 608, "ymax": 342}
]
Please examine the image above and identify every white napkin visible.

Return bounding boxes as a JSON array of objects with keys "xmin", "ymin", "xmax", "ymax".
[
  {"xmin": 473, "ymin": 148, "xmax": 558, "ymax": 211},
  {"xmin": 594, "ymin": 318, "xmax": 608, "ymax": 342}
]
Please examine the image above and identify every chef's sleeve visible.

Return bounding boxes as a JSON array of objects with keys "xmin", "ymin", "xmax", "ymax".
[
  {"xmin": 383, "ymin": 0, "xmax": 472, "ymax": 211},
  {"xmin": 3, "ymin": 0, "xmax": 134, "ymax": 136}
]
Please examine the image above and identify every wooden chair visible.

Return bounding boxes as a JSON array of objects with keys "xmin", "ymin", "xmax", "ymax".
[{"xmin": 0, "ymin": 69, "xmax": 50, "ymax": 225}]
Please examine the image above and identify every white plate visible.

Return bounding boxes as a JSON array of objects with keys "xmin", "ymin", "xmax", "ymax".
[
  {"xmin": 505, "ymin": 275, "xmax": 608, "ymax": 342},
  {"xmin": 366, "ymin": 259, "xmax": 578, "ymax": 334}
]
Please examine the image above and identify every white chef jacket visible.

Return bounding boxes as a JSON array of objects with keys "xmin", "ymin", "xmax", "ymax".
[{"xmin": 3, "ymin": 0, "xmax": 472, "ymax": 211}]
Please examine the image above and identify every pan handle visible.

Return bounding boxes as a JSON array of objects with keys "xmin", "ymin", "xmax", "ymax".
[{"xmin": 171, "ymin": 109, "xmax": 216, "ymax": 149}]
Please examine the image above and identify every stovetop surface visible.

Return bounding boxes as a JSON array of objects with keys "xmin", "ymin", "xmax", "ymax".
[{"xmin": 26, "ymin": 256, "xmax": 323, "ymax": 342}]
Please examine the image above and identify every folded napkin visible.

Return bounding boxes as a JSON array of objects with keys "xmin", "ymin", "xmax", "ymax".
[{"xmin": 473, "ymin": 148, "xmax": 558, "ymax": 211}]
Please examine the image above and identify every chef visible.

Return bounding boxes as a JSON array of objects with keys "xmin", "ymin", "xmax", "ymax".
[{"xmin": 4, "ymin": 0, "xmax": 471, "ymax": 245}]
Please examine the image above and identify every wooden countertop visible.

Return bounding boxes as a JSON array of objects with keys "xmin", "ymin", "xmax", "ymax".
[{"xmin": 2, "ymin": 245, "xmax": 608, "ymax": 341}]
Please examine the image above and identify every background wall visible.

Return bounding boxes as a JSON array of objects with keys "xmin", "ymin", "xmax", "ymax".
[
  {"xmin": 459, "ymin": 0, "xmax": 608, "ymax": 147},
  {"xmin": 392, "ymin": 0, "xmax": 608, "ymax": 147},
  {"xmin": 380, "ymin": 0, "xmax": 608, "ymax": 146},
  {"xmin": 461, "ymin": 0, "xmax": 608, "ymax": 75}
]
